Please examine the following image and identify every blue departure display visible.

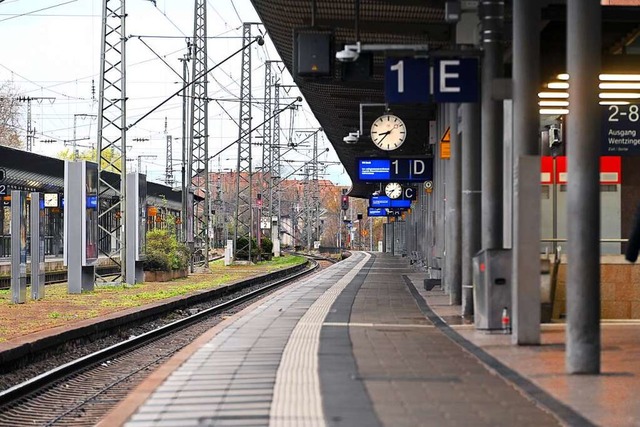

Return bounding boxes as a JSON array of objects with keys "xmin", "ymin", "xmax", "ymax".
[
  {"xmin": 367, "ymin": 208, "xmax": 387, "ymax": 217},
  {"xmin": 370, "ymin": 195, "xmax": 391, "ymax": 207},
  {"xmin": 357, "ymin": 158, "xmax": 433, "ymax": 182}
]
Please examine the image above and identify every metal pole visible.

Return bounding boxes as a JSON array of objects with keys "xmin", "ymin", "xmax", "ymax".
[
  {"xmin": 461, "ymin": 102, "xmax": 481, "ymax": 316},
  {"xmin": 180, "ymin": 53, "xmax": 189, "ymax": 243},
  {"xmin": 480, "ymin": 0, "xmax": 505, "ymax": 250},
  {"xmin": 566, "ymin": 0, "xmax": 601, "ymax": 374},
  {"xmin": 512, "ymin": 0, "xmax": 541, "ymax": 345},
  {"xmin": 446, "ymin": 103, "xmax": 462, "ymax": 305}
]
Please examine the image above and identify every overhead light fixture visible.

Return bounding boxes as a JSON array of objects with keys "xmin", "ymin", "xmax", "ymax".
[
  {"xmin": 547, "ymin": 82, "xmax": 569, "ymax": 89},
  {"xmin": 539, "ymin": 100, "xmax": 569, "ymax": 107},
  {"xmin": 599, "ymin": 101, "xmax": 631, "ymax": 105},
  {"xmin": 540, "ymin": 108, "xmax": 569, "ymax": 115},
  {"xmin": 539, "ymin": 92, "xmax": 569, "ymax": 98},
  {"xmin": 600, "ymin": 82, "xmax": 640, "ymax": 89},
  {"xmin": 600, "ymin": 74, "xmax": 640, "ymax": 81},
  {"xmin": 599, "ymin": 92, "xmax": 640, "ymax": 99}
]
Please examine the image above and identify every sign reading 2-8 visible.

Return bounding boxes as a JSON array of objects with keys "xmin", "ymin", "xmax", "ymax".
[
  {"xmin": 607, "ymin": 105, "xmax": 640, "ymax": 122},
  {"xmin": 601, "ymin": 104, "xmax": 640, "ymax": 155}
]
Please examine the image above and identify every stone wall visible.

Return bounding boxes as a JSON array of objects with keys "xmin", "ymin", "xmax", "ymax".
[{"xmin": 552, "ymin": 255, "xmax": 640, "ymax": 319}]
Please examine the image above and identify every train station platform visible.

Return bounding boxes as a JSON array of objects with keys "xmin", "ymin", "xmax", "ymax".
[{"xmin": 101, "ymin": 252, "xmax": 640, "ymax": 427}]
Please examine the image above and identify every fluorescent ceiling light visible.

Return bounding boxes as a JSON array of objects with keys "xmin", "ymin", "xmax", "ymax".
[
  {"xmin": 599, "ymin": 101, "xmax": 631, "ymax": 105},
  {"xmin": 539, "ymin": 100, "xmax": 569, "ymax": 107},
  {"xmin": 548, "ymin": 82, "xmax": 569, "ymax": 89},
  {"xmin": 600, "ymin": 82, "xmax": 640, "ymax": 89},
  {"xmin": 599, "ymin": 93, "xmax": 640, "ymax": 99},
  {"xmin": 557, "ymin": 73, "xmax": 569, "ymax": 80},
  {"xmin": 540, "ymin": 108, "xmax": 569, "ymax": 115},
  {"xmin": 600, "ymin": 74, "xmax": 640, "ymax": 81},
  {"xmin": 538, "ymin": 92, "xmax": 569, "ymax": 98}
]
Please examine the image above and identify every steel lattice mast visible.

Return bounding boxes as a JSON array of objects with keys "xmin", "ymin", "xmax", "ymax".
[
  {"xmin": 311, "ymin": 131, "xmax": 320, "ymax": 244},
  {"xmin": 165, "ymin": 117, "xmax": 174, "ymax": 186},
  {"xmin": 234, "ymin": 23, "xmax": 253, "ymax": 258},
  {"xmin": 270, "ymin": 83, "xmax": 281, "ymax": 229},
  {"xmin": 96, "ymin": 0, "xmax": 127, "ymax": 284},
  {"xmin": 187, "ymin": 0, "xmax": 209, "ymax": 265},
  {"xmin": 261, "ymin": 61, "xmax": 273, "ymax": 223}
]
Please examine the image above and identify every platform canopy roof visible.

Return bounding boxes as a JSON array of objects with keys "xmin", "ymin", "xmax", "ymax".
[{"xmin": 249, "ymin": 0, "xmax": 640, "ymax": 197}]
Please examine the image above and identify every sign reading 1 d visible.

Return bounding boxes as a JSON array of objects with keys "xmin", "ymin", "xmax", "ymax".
[{"xmin": 385, "ymin": 57, "xmax": 479, "ymax": 104}]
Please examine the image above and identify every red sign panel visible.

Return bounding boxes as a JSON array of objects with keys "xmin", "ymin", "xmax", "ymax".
[{"xmin": 541, "ymin": 156, "xmax": 621, "ymax": 184}]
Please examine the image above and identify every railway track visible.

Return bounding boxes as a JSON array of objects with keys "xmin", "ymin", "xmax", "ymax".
[{"xmin": 0, "ymin": 258, "xmax": 329, "ymax": 426}]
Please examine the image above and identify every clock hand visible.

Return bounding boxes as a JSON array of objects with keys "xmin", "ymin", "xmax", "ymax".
[{"xmin": 378, "ymin": 130, "xmax": 391, "ymax": 142}]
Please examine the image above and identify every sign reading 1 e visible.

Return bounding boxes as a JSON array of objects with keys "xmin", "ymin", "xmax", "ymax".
[
  {"xmin": 601, "ymin": 104, "xmax": 640, "ymax": 155},
  {"xmin": 385, "ymin": 57, "xmax": 479, "ymax": 104}
]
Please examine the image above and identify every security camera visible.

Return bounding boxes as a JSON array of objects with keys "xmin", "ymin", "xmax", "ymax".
[
  {"xmin": 343, "ymin": 131, "xmax": 359, "ymax": 144},
  {"xmin": 336, "ymin": 47, "xmax": 359, "ymax": 62},
  {"xmin": 549, "ymin": 124, "xmax": 562, "ymax": 147}
]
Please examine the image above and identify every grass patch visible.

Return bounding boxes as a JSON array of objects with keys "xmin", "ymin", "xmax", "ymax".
[{"xmin": 0, "ymin": 254, "xmax": 306, "ymax": 343}]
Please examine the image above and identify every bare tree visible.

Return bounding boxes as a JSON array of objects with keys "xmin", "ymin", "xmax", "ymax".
[{"xmin": 0, "ymin": 82, "xmax": 24, "ymax": 149}]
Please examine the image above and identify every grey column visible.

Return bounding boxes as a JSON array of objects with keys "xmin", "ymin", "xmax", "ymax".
[
  {"xmin": 31, "ymin": 192, "xmax": 45, "ymax": 300},
  {"xmin": 446, "ymin": 103, "xmax": 462, "ymax": 305},
  {"xmin": 461, "ymin": 102, "xmax": 481, "ymax": 316},
  {"xmin": 10, "ymin": 190, "xmax": 27, "ymax": 304},
  {"xmin": 511, "ymin": 0, "xmax": 541, "ymax": 345},
  {"xmin": 566, "ymin": 0, "xmax": 601, "ymax": 374},
  {"xmin": 480, "ymin": 0, "xmax": 505, "ymax": 250}
]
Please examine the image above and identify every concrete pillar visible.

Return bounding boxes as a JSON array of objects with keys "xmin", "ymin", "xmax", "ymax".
[
  {"xmin": 511, "ymin": 0, "xmax": 541, "ymax": 345},
  {"xmin": 461, "ymin": 102, "xmax": 481, "ymax": 316},
  {"xmin": 480, "ymin": 0, "xmax": 505, "ymax": 250},
  {"xmin": 446, "ymin": 103, "xmax": 462, "ymax": 305},
  {"xmin": 566, "ymin": 0, "xmax": 601, "ymax": 374}
]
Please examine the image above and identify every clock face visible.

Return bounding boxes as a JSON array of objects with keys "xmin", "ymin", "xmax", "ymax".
[
  {"xmin": 370, "ymin": 114, "xmax": 407, "ymax": 151},
  {"xmin": 44, "ymin": 193, "xmax": 58, "ymax": 208},
  {"xmin": 385, "ymin": 182, "xmax": 403, "ymax": 199}
]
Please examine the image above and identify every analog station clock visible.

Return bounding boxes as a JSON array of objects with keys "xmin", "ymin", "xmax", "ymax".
[
  {"xmin": 370, "ymin": 114, "xmax": 407, "ymax": 151},
  {"xmin": 385, "ymin": 182, "xmax": 403, "ymax": 199}
]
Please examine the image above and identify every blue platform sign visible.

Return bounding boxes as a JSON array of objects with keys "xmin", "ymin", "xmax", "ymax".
[
  {"xmin": 432, "ymin": 58, "xmax": 479, "ymax": 103},
  {"xmin": 384, "ymin": 57, "xmax": 479, "ymax": 104},
  {"xmin": 390, "ymin": 199, "xmax": 411, "ymax": 208},
  {"xmin": 601, "ymin": 104, "xmax": 640, "ymax": 155},
  {"xmin": 357, "ymin": 158, "xmax": 433, "ymax": 182},
  {"xmin": 385, "ymin": 57, "xmax": 430, "ymax": 104}
]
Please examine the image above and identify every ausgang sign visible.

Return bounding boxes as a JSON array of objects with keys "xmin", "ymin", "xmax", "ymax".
[{"xmin": 601, "ymin": 104, "xmax": 640, "ymax": 155}]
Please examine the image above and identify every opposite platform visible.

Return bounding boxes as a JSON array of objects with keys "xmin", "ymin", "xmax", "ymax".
[{"xmin": 104, "ymin": 252, "xmax": 570, "ymax": 426}]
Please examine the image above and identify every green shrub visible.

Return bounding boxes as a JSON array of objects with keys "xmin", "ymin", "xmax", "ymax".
[
  {"xmin": 260, "ymin": 237, "xmax": 273, "ymax": 254},
  {"xmin": 235, "ymin": 235, "xmax": 259, "ymax": 259},
  {"xmin": 143, "ymin": 230, "xmax": 189, "ymax": 271}
]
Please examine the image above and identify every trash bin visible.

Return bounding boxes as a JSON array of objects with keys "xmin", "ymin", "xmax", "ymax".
[{"xmin": 472, "ymin": 249, "xmax": 512, "ymax": 330}]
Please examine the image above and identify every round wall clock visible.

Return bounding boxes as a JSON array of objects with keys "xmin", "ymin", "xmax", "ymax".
[{"xmin": 370, "ymin": 114, "xmax": 407, "ymax": 151}]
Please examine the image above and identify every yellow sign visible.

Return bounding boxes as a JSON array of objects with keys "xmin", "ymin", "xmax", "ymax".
[
  {"xmin": 440, "ymin": 142, "xmax": 451, "ymax": 159},
  {"xmin": 440, "ymin": 127, "xmax": 451, "ymax": 159},
  {"xmin": 441, "ymin": 127, "xmax": 451, "ymax": 143}
]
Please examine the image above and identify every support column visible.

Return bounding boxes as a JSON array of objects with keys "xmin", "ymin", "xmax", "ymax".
[
  {"xmin": 566, "ymin": 0, "xmax": 601, "ymax": 374},
  {"xmin": 461, "ymin": 102, "xmax": 481, "ymax": 316},
  {"xmin": 480, "ymin": 0, "xmax": 505, "ymax": 250},
  {"xmin": 446, "ymin": 103, "xmax": 462, "ymax": 305},
  {"xmin": 512, "ymin": 0, "xmax": 541, "ymax": 345},
  {"xmin": 30, "ymin": 192, "xmax": 45, "ymax": 300}
]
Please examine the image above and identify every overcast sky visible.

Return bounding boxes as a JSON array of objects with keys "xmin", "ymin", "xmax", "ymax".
[{"xmin": 0, "ymin": 0, "xmax": 351, "ymax": 186}]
